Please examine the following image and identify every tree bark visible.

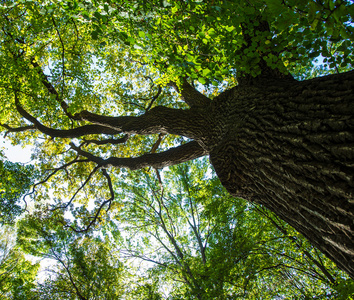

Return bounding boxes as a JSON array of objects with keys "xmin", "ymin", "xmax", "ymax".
[{"xmin": 205, "ymin": 71, "xmax": 354, "ymax": 278}]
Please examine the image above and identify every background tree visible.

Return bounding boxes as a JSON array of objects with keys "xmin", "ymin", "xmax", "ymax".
[
  {"xmin": 0, "ymin": 225, "xmax": 39, "ymax": 299},
  {"xmin": 17, "ymin": 212, "xmax": 128, "ymax": 300},
  {"xmin": 0, "ymin": 0, "xmax": 353, "ymax": 279}
]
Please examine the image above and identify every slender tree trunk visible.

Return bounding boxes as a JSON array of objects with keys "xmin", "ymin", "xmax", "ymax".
[{"xmin": 203, "ymin": 71, "xmax": 354, "ymax": 278}]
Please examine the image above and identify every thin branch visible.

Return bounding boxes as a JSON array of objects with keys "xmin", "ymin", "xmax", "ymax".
[
  {"xmin": 50, "ymin": 166, "xmax": 100, "ymax": 212},
  {"xmin": 149, "ymin": 133, "xmax": 165, "ymax": 154},
  {"xmin": 149, "ymin": 172, "xmax": 177, "ymax": 237},
  {"xmin": 31, "ymin": 156, "xmax": 83, "ymax": 192},
  {"xmin": 120, "ymin": 99, "xmax": 145, "ymax": 110},
  {"xmin": 22, "ymin": 156, "xmax": 89, "ymax": 211},
  {"xmin": 145, "ymin": 86, "xmax": 162, "ymax": 112},
  {"xmin": 254, "ymin": 206, "xmax": 336, "ymax": 284},
  {"xmin": 67, "ymin": 169, "xmax": 115, "ymax": 233},
  {"xmin": 149, "ymin": 230, "xmax": 183, "ymax": 266},
  {"xmin": 0, "ymin": 123, "xmax": 36, "ymax": 137},
  {"xmin": 30, "ymin": 60, "xmax": 76, "ymax": 120},
  {"xmin": 51, "ymin": 16, "xmax": 66, "ymax": 97},
  {"xmin": 50, "ymin": 249, "xmax": 88, "ymax": 300},
  {"xmin": 122, "ymin": 249, "xmax": 168, "ymax": 268},
  {"xmin": 123, "ymin": 76, "xmax": 162, "ymax": 112}
]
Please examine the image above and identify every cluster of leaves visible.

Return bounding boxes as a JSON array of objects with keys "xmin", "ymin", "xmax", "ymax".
[
  {"xmin": 0, "ymin": 0, "xmax": 182, "ymax": 232},
  {"xmin": 16, "ymin": 211, "xmax": 128, "ymax": 299},
  {"xmin": 0, "ymin": 158, "xmax": 38, "ymax": 224},
  {"xmin": 58, "ymin": 0, "xmax": 354, "ymax": 83}
]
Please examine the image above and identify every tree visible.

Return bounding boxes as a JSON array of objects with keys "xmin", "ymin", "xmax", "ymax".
[
  {"xmin": 0, "ymin": 225, "xmax": 39, "ymax": 299},
  {"xmin": 0, "ymin": 0, "xmax": 353, "ymax": 278},
  {"xmin": 17, "ymin": 213, "xmax": 128, "ymax": 300}
]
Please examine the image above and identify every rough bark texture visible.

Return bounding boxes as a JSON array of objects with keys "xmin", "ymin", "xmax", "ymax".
[{"xmin": 203, "ymin": 71, "xmax": 354, "ymax": 277}]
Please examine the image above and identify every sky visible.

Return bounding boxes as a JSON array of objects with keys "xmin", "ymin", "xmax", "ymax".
[{"xmin": 0, "ymin": 136, "xmax": 32, "ymax": 163}]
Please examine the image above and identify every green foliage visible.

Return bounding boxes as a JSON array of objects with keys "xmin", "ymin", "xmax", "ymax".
[
  {"xmin": 0, "ymin": 225, "xmax": 39, "ymax": 299},
  {"xmin": 2, "ymin": 0, "xmax": 351, "ymax": 94},
  {"xmin": 17, "ymin": 212, "xmax": 127, "ymax": 299},
  {"xmin": 3, "ymin": 159, "xmax": 353, "ymax": 299},
  {"xmin": 55, "ymin": 0, "xmax": 354, "ymax": 82},
  {"xmin": 333, "ymin": 277, "xmax": 354, "ymax": 300},
  {"xmin": 0, "ymin": 159, "xmax": 38, "ymax": 224}
]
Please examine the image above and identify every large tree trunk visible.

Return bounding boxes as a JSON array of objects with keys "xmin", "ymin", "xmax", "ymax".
[{"xmin": 205, "ymin": 71, "xmax": 354, "ymax": 277}]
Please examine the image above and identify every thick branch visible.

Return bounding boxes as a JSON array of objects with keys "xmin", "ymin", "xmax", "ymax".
[
  {"xmin": 14, "ymin": 85, "xmax": 207, "ymax": 140},
  {"xmin": 170, "ymin": 78, "xmax": 211, "ymax": 107},
  {"xmin": 83, "ymin": 134, "xmax": 129, "ymax": 146},
  {"xmin": 14, "ymin": 92, "xmax": 120, "ymax": 137},
  {"xmin": 76, "ymin": 106, "xmax": 205, "ymax": 139},
  {"xmin": 70, "ymin": 141, "xmax": 207, "ymax": 170}
]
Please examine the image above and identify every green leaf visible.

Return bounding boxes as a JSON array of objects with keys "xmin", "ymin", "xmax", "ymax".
[
  {"xmin": 91, "ymin": 31, "xmax": 99, "ymax": 40},
  {"xmin": 311, "ymin": 18, "xmax": 320, "ymax": 31},
  {"xmin": 340, "ymin": 27, "xmax": 351, "ymax": 39},
  {"xmin": 308, "ymin": 2, "xmax": 318, "ymax": 23},
  {"xmin": 202, "ymin": 68, "xmax": 211, "ymax": 77},
  {"xmin": 138, "ymin": 31, "xmax": 145, "ymax": 38},
  {"xmin": 198, "ymin": 77, "xmax": 206, "ymax": 84},
  {"xmin": 329, "ymin": 1, "xmax": 335, "ymax": 11},
  {"xmin": 171, "ymin": 6, "xmax": 178, "ymax": 14},
  {"xmin": 208, "ymin": 28, "xmax": 216, "ymax": 38},
  {"xmin": 94, "ymin": 11, "xmax": 101, "ymax": 20}
]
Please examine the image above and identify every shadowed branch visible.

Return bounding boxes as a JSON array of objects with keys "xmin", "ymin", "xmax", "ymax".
[
  {"xmin": 70, "ymin": 141, "xmax": 207, "ymax": 170},
  {"xmin": 83, "ymin": 134, "xmax": 129, "ymax": 146},
  {"xmin": 169, "ymin": 78, "xmax": 211, "ymax": 107}
]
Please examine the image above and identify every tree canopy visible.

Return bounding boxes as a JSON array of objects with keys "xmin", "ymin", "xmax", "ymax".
[{"xmin": 0, "ymin": 0, "xmax": 353, "ymax": 297}]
